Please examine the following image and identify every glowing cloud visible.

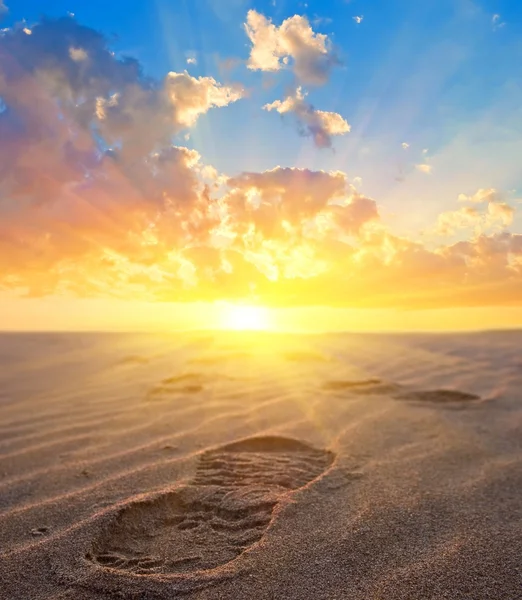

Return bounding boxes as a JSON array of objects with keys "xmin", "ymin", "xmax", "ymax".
[
  {"xmin": 245, "ymin": 10, "xmax": 339, "ymax": 85},
  {"xmin": 165, "ymin": 71, "xmax": 244, "ymax": 127},
  {"xmin": 263, "ymin": 87, "xmax": 350, "ymax": 148},
  {"xmin": 458, "ymin": 188, "xmax": 501, "ymax": 204},
  {"xmin": 437, "ymin": 189, "xmax": 514, "ymax": 236}
]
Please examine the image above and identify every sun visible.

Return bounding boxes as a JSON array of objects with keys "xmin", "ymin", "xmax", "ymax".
[{"xmin": 221, "ymin": 304, "xmax": 271, "ymax": 331}]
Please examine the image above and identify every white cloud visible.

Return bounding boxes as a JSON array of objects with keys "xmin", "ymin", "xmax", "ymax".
[
  {"xmin": 245, "ymin": 10, "xmax": 338, "ymax": 85},
  {"xmin": 186, "ymin": 52, "xmax": 198, "ymax": 66},
  {"xmin": 416, "ymin": 163, "xmax": 432, "ymax": 174},
  {"xmin": 264, "ymin": 87, "xmax": 350, "ymax": 148},
  {"xmin": 401, "ymin": 142, "xmax": 410, "ymax": 149},
  {"xmin": 165, "ymin": 71, "xmax": 244, "ymax": 128},
  {"xmin": 353, "ymin": 16, "xmax": 364, "ymax": 25},
  {"xmin": 492, "ymin": 14, "xmax": 506, "ymax": 30},
  {"xmin": 312, "ymin": 16, "xmax": 333, "ymax": 27},
  {"xmin": 0, "ymin": 1, "xmax": 7, "ymax": 15}
]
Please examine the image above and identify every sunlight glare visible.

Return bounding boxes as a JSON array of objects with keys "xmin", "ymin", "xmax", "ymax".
[{"xmin": 221, "ymin": 305, "xmax": 271, "ymax": 331}]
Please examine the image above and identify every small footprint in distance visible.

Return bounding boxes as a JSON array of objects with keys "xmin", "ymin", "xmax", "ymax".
[
  {"xmin": 322, "ymin": 379, "xmax": 482, "ymax": 407},
  {"xmin": 88, "ymin": 436, "xmax": 335, "ymax": 575},
  {"xmin": 397, "ymin": 389, "xmax": 481, "ymax": 404},
  {"xmin": 323, "ymin": 379, "xmax": 402, "ymax": 395},
  {"xmin": 147, "ymin": 373, "xmax": 205, "ymax": 399}
]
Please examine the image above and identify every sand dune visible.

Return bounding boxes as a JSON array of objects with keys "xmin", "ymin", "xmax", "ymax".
[{"xmin": 1, "ymin": 331, "xmax": 521, "ymax": 599}]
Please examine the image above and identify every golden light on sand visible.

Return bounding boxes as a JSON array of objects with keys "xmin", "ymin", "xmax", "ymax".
[{"xmin": 221, "ymin": 304, "xmax": 271, "ymax": 331}]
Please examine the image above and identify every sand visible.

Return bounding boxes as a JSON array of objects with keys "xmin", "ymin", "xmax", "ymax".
[{"xmin": 0, "ymin": 330, "xmax": 521, "ymax": 599}]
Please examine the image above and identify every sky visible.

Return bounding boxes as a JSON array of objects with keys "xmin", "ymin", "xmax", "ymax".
[{"xmin": 1, "ymin": 0, "xmax": 522, "ymax": 331}]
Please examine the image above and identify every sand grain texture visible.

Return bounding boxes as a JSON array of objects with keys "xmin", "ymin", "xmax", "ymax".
[{"xmin": 1, "ymin": 331, "xmax": 521, "ymax": 599}]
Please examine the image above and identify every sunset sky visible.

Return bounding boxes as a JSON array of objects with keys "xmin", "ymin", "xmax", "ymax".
[{"xmin": 1, "ymin": 0, "xmax": 521, "ymax": 331}]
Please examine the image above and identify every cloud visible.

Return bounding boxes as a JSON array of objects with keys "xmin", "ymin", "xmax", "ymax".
[
  {"xmin": 0, "ymin": 16, "xmax": 521, "ymax": 311},
  {"xmin": 92, "ymin": 70, "xmax": 244, "ymax": 161},
  {"xmin": 186, "ymin": 52, "xmax": 197, "ymax": 66},
  {"xmin": 436, "ymin": 191, "xmax": 515, "ymax": 236},
  {"xmin": 0, "ymin": 1, "xmax": 7, "ymax": 15},
  {"xmin": 263, "ymin": 87, "xmax": 350, "ymax": 148},
  {"xmin": 436, "ymin": 206, "xmax": 482, "ymax": 236},
  {"xmin": 487, "ymin": 201, "xmax": 514, "ymax": 226},
  {"xmin": 69, "ymin": 46, "xmax": 88, "ymax": 62},
  {"xmin": 225, "ymin": 167, "xmax": 350, "ymax": 224},
  {"xmin": 244, "ymin": 10, "xmax": 339, "ymax": 85},
  {"xmin": 0, "ymin": 18, "xmax": 243, "ymax": 162},
  {"xmin": 416, "ymin": 163, "xmax": 432, "ymax": 174},
  {"xmin": 492, "ymin": 14, "xmax": 506, "ymax": 30},
  {"xmin": 312, "ymin": 16, "xmax": 333, "ymax": 27},
  {"xmin": 0, "ymin": 17, "xmax": 243, "ymax": 293},
  {"xmin": 353, "ymin": 16, "xmax": 364, "ymax": 24},
  {"xmin": 458, "ymin": 188, "xmax": 501, "ymax": 203},
  {"xmin": 217, "ymin": 167, "xmax": 378, "ymax": 281},
  {"xmin": 165, "ymin": 71, "xmax": 244, "ymax": 128},
  {"xmin": 401, "ymin": 142, "xmax": 409, "ymax": 149}
]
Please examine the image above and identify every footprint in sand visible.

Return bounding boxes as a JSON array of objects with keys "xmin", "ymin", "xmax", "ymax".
[
  {"xmin": 147, "ymin": 373, "xmax": 205, "ymax": 399},
  {"xmin": 323, "ymin": 379, "xmax": 481, "ymax": 405},
  {"xmin": 397, "ymin": 389, "xmax": 481, "ymax": 404},
  {"xmin": 323, "ymin": 379, "xmax": 402, "ymax": 395},
  {"xmin": 88, "ymin": 436, "xmax": 334, "ymax": 575}
]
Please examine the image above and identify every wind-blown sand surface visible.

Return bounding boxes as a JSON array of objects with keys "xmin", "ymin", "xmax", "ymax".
[{"xmin": 1, "ymin": 331, "xmax": 521, "ymax": 599}]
